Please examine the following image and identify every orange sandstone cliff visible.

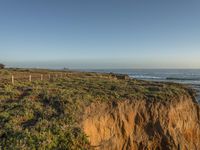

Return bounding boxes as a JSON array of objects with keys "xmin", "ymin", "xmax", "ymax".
[{"xmin": 82, "ymin": 94, "xmax": 200, "ymax": 149}]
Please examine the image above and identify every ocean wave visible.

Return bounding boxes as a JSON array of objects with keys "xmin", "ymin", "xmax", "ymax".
[
  {"xmin": 166, "ymin": 77, "xmax": 200, "ymax": 81},
  {"xmin": 130, "ymin": 75, "xmax": 164, "ymax": 79},
  {"xmin": 130, "ymin": 75, "xmax": 200, "ymax": 82}
]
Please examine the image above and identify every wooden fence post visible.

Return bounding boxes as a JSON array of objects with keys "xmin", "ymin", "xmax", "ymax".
[
  {"xmin": 49, "ymin": 74, "xmax": 51, "ymax": 80},
  {"xmin": 41, "ymin": 74, "xmax": 43, "ymax": 81},
  {"xmin": 11, "ymin": 75, "xmax": 14, "ymax": 85},
  {"xmin": 29, "ymin": 75, "xmax": 32, "ymax": 82}
]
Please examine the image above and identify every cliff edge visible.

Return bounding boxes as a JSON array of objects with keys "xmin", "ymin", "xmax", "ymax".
[{"xmin": 83, "ymin": 91, "xmax": 200, "ymax": 150}]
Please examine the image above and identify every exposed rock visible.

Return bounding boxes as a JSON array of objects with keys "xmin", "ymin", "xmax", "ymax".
[
  {"xmin": 109, "ymin": 73, "xmax": 130, "ymax": 80},
  {"xmin": 82, "ymin": 94, "xmax": 200, "ymax": 149}
]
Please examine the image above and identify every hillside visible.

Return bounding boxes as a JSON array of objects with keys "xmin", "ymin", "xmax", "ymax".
[{"xmin": 0, "ymin": 69, "xmax": 199, "ymax": 149}]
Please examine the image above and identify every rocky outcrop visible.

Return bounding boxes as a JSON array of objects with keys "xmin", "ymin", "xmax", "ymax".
[{"xmin": 82, "ymin": 94, "xmax": 200, "ymax": 149}]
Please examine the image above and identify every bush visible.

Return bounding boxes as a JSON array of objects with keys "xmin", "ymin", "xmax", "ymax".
[{"xmin": 0, "ymin": 63, "xmax": 5, "ymax": 69}]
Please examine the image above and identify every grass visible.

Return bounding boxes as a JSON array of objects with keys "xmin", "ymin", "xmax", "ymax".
[{"xmin": 0, "ymin": 69, "xmax": 191, "ymax": 149}]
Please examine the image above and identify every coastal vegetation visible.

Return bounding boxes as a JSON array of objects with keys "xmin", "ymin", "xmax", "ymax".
[{"xmin": 0, "ymin": 69, "xmax": 196, "ymax": 149}]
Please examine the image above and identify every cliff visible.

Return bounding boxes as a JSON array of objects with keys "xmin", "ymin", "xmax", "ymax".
[{"xmin": 83, "ymin": 92, "xmax": 200, "ymax": 150}]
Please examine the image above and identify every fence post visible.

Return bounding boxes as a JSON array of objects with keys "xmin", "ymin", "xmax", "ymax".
[
  {"xmin": 41, "ymin": 74, "xmax": 43, "ymax": 81},
  {"xmin": 48, "ymin": 74, "xmax": 51, "ymax": 80},
  {"xmin": 11, "ymin": 75, "xmax": 14, "ymax": 85},
  {"xmin": 29, "ymin": 75, "xmax": 32, "ymax": 82}
]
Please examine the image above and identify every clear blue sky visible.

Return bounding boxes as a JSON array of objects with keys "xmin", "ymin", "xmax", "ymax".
[{"xmin": 0, "ymin": 0, "xmax": 200, "ymax": 69}]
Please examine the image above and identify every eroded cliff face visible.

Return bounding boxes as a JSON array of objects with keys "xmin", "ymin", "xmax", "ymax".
[{"xmin": 82, "ymin": 95, "xmax": 200, "ymax": 150}]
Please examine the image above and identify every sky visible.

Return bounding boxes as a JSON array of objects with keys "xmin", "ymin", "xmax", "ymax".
[{"xmin": 0, "ymin": 0, "xmax": 200, "ymax": 69}]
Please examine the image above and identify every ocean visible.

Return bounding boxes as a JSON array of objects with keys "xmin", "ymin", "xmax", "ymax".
[{"xmin": 85, "ymin": 69, "xmax": 200, "ymax": 103}]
